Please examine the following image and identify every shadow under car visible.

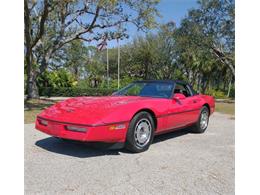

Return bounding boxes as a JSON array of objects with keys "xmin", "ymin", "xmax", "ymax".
[{"xmin": 35, "ymin": 127, "xmax": 191, "ymax": 158}]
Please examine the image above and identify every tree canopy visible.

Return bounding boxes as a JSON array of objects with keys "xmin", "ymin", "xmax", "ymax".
[
  {"xmin": 24, "ymin": 0, "xmax": 235, "ymax": 99},
  {"xmin": 25, "ymin": 0, "xmax": 160, "ymax": 98}
]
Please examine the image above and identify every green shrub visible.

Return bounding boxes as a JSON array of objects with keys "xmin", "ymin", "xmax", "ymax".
[
  {"xmin": 229, "ymin": 86, "xmax": 235, "ymax": 98},
  {"xmin": 205, "ymin": 89, "xmax": 227, "ymax": 99},
  {"xmin": 37, "ymin": 69, "xmax": 76, "ymax": 89},
  {"xmin": 39, "ymin": 87, "xmax": 117, "ymax": 97}
]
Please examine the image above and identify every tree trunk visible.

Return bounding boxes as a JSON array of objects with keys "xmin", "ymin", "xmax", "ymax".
[
  {"xmin": 211, "ymin": 47, "xmax": 235, "ymax": 77},
  {"xmin": 201, "ymin": 76, "xmax": 208, "ymax": 94},
  {"xmin": 25, "ymin": 46, "xmax": 39, "ymax": 99},
  {"xmin": 227, "ymin": 79, "xmax": 232, "ymax": 97},
  {"xmin": 25, "ymin": 44, "xmax": 41, "ymax": 99},
  {"xmin": 27, "ymin": 70, "xmax": 39, "ymax": 99},
  {"xmin": 223, "ymin": 79, "xmax": 227, "ymax": 91},
  {"xmin": 24, "ymin": 0, "xmax": 39, "ymax": 99}
]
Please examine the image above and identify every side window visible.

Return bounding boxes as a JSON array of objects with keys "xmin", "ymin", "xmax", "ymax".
[{"xmin": 174, "ymin": 83, "xmax": 192, "ymax": 97}]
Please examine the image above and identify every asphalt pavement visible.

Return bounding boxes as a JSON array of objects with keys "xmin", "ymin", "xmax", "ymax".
[{"xmin": 25, "ymin": 112, "xmax": 234, "ymax": 195}]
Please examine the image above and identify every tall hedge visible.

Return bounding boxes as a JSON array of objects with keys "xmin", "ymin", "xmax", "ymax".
[{"xmin": 39, "ymin": 87, "xmax": 116, "ymax": 97}]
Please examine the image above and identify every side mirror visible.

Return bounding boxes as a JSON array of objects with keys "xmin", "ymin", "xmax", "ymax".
[{"xmin": 173, "ymin": 93, "xmax": 186, "ymax": 101}]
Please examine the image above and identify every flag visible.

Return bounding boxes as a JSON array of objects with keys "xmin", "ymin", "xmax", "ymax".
[{"xmin": 97, "ymin": 37, "xmax": 107, "ymax": 51}]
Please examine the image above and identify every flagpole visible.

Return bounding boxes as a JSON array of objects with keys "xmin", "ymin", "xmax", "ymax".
[
  {"xmin": 117, "ymin": 38, "xmax": 120, "ymax": 89},
  {"xmin": 106, "ymin": 46, "xmax": 109, "ymax": 88}
]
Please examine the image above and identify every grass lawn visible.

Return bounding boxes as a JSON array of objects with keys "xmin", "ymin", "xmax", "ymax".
[
  {"xmin": 24, "ymin": 109, "xmax": 44, "ymax": 124},
  {"xmin": 24, "ymin": 99, "xmax": 235, "ymax": 124},
  {"xmin": 215, "ymin": 102, "xmax": 235, "ymax": 116},
  {"xmin": 24, "ymin": 99, "xmax": 56, "ymax": 124}
]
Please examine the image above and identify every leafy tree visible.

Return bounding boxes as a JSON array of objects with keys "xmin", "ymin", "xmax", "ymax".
[
  {"xmin": 63, "ymin": 40, "xmax": 89, "ymax": 81},
  {"xmin": 100, "ymin": 47, "xmax": 119, "ymax": 80},
  {"xmin": 185, "ymin": 0, "xmax": 235, "ymax": 76},
  {"xmin": 118, "ymin": 22, "xmax": 176, "ymax": 80},
  {"xmin": 38, "ymin": 69, "xmax": 76, "ymax": 89},
  {"xmin": 172, "ymin": 0, "xmax": 234, "ymax": 93},
  {"xmin": 24, "ymin": 0, "xmax": 160, "ymax": 98}
]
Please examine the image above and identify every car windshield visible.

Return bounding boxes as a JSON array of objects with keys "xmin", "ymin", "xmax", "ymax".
[{"xmin": 113, "ymin": 82, "xmax": 174, "ymax": 98}]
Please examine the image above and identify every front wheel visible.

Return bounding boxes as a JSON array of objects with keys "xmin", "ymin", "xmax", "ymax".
[
  {"xmin": 192, "ymin": 106, "xmax": 210, "ymax": 133},
  {"xmin": 125, "ymin": 111, "xmax": 155, "ymax": 153}
]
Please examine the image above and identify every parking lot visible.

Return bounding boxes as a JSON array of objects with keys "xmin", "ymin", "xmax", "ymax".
[{"xmin": 25, "ymin": 112, "xmax": 234, "ymax": 195}]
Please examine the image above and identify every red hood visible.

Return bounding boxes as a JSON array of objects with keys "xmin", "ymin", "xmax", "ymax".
[{"xmin": 38, "ymin": 96, "xmax": 148, "ymax": 125}]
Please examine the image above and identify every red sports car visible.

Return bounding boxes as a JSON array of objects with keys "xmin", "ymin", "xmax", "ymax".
[{"xmin": 36, "ymin": 80, "xmax": 215, "ymax": 153}]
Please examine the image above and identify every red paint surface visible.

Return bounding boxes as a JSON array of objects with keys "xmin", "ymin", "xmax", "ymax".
[{"xmin": 35, "ymin": 95, "xmax": 215, "ymax": 143}]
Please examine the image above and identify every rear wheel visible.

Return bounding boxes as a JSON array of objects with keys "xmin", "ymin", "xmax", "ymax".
[
  {"xmin": 192, "ymin": 106, "xmax": 209, "ymax": 133},
  {"xmin": 125, "ymin": 111, "xmax": 155, "ymax": 153}
]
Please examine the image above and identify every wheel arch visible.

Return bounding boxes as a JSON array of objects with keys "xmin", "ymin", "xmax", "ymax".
[
  {"xmin": 132, "ymin": 108, "xmax": 158, "ymax": 131},
  {"xmin": 202, "ymin": 103, "xmax": 210, "ymax": 113}
]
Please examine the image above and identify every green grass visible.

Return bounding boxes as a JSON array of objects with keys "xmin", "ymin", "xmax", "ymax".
[
  {"xmin": 24, "ymin": 109, "xmax": 43, "ymax": 124},
  {"xmin": 215, "ymin": 102, "xmax": 235, "ymax": 116},
  {"xmin": 24, "ymin": 99, "xmax": 56, "ymax": 124}
]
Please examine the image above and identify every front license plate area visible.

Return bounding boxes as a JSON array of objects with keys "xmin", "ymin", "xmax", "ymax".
[{"xmin": 47, "ymin": 122, "xmax": 60, "ymax": 136}]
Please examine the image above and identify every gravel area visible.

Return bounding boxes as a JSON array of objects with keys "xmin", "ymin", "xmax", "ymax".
[{"xmin": 25, "ymin": 112, "xmax": 234, "ymax": 195}]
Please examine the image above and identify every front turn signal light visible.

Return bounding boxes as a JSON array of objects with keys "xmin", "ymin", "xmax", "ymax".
[{"xmin": 109, "ymin": 124, "xmax": 126, "ymax": 130}]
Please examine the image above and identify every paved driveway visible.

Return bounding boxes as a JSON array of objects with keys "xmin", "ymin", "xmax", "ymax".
[{"xmin": 25, "ymin": 112, "xmax": 234, "ymax": 195}]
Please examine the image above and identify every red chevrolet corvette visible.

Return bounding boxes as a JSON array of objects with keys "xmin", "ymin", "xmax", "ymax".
[{"xmin": 36, "ymin": 80, "xmax": 215, "ymax": 153}]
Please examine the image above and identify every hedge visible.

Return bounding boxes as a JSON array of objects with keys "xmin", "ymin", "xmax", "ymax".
[
  {"xmin": 39, "ymin": 87, "xmax": 117, "ymax": 97},
  {"xmin": 205, "ymin": 88, "xmax": 235, "ymax": 99}
]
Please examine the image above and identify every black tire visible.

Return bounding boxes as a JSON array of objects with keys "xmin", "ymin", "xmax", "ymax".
[
  {"xmin": 125, "ymin": 111, "xmax": 155, "ymax": 153},
  {"xmin": 192, "ymin": 106, "xmax": 210, "ymax": 133}
]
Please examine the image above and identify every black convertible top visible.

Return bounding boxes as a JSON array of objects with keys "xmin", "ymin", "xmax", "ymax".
[
  {"xmin": 133, "ymin": 80, "xmax": 197, "ymax": 95},
  {"xmin": 134, "ymin": 80, "xmax": 188, "ymax": 85}
]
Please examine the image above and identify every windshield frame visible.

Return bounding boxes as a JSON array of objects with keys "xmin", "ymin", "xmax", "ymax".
[{"xmin": 112, "ymin": 80, "xmax": 176, "ymax": 99}]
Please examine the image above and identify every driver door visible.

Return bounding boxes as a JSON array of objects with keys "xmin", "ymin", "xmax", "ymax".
[{"xmin": 166, "ymin": 83, "xmax": 200, "ymax": 130}]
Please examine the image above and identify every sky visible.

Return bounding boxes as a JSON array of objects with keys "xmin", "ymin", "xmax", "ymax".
[
  {"xmin": 157, "ymin": 0, "xmax": 198, "ymax": 27},
  {"xmin": 88, "ymin": 0, "xmax": 199, "ymax": 48}
]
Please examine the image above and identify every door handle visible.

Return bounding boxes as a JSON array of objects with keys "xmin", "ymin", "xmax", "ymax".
[{"xmin": 193, "ymin": 100, "xmax": 198, "ymax": 103}]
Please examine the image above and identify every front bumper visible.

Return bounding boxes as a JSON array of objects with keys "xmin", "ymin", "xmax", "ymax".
[{"xmin": 35, "ymin": 117, "xmax": 129, "ymax": 143}]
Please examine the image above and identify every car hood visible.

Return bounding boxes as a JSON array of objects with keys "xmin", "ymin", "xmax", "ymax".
[{"xmin": 38, "ymin": 96, "xmax": 148, "ymax": 125}]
